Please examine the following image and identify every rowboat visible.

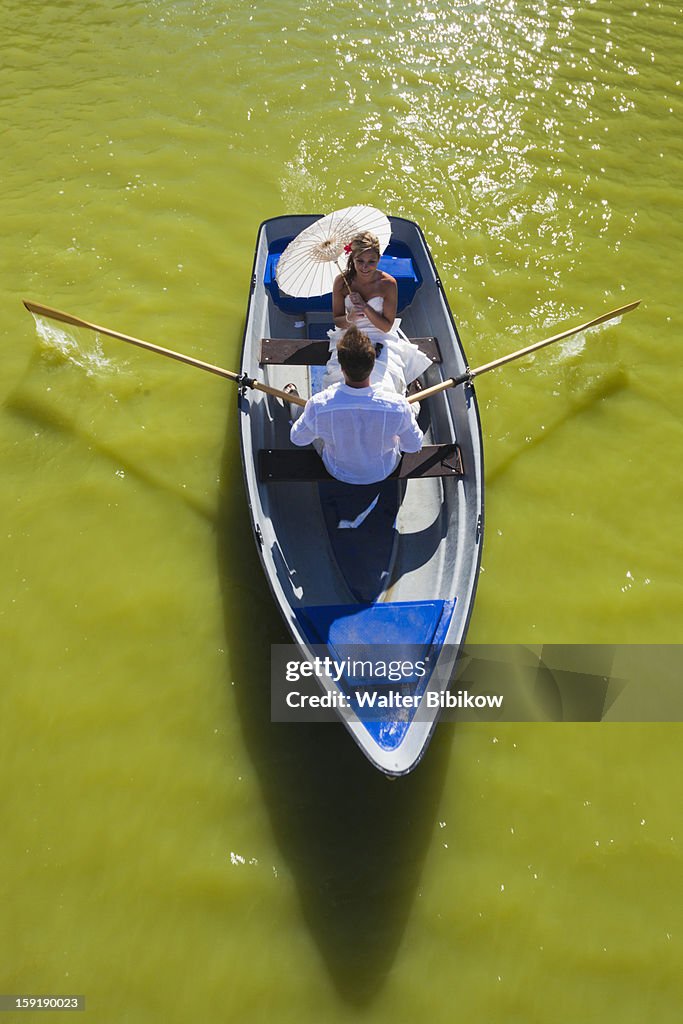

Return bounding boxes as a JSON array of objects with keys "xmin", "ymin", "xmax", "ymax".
[
  {"xmin": 22, "ymin": 239, "xmax": 637, "ymax": 777},
  {"xmin": 238, "ymin": 214, "xmax": 484, "ymax": 776}
]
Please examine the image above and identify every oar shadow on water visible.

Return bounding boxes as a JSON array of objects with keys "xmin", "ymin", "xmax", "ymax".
[
  {"xmin": 216, "ymin": 445, "xmax": 451, "ymax": 1007},
  {"xmin": 4, "ymin": 357, "xmax": 216, "ymax": 523},
  {"xmin": 484, "ymin": 368, "xmax": 629, "ymax": 485}
]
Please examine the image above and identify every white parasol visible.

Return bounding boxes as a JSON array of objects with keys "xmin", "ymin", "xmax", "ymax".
[{"xmin": 275, "ymin": 205, "xmax": 391, "ymax": 297}]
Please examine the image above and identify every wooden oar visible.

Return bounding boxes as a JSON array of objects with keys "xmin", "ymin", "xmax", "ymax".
[
  {"xmin": 407, "ymin": 300, "xmax": 641, "ymax": 404},
  {"xmin": 22, "ymin": 300, "xmax": 307, "ymax": 407}
]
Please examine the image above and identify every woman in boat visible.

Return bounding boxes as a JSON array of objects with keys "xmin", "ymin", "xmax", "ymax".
[
  {"xmin": 326, "ymin": 232, "xmax": 431, "ymax": 395},
  {"xmin": 333, "ymin": 231, "xmax": 398, "ymax": 335}
]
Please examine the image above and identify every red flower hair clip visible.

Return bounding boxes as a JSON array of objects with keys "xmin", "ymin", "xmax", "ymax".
[{"xmin": 343, "ymin": 243, "xmax": 352, "ymax": 253}]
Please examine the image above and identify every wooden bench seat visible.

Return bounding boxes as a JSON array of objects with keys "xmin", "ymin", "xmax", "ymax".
[
  {"xmin": 258, "ymin": 444, "xmax": 463, "ymax": 482},
  {"xmin": 259, "ymin": 336, "xmax": 442, "ymax": 366}
]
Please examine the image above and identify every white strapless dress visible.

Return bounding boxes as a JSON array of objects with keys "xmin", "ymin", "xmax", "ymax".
[{"xmin": 324, "ymin": 296, "xmax": 432, "ymax": 394}]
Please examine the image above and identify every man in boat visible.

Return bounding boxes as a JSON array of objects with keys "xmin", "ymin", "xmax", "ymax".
[{"xmin": 287, "ymin": 325, "xmax": 423, "ymax": 486}]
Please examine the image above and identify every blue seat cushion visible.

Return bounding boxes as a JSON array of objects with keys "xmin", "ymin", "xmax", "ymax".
[{"xmin": 265, "ymin": 238, "xmax": 421, "ymax": 314}]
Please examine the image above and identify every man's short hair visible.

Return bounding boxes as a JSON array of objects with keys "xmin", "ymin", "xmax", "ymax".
[{"xmin": 337, "ymin": 326, "xmax": 376, "ymax": 382}]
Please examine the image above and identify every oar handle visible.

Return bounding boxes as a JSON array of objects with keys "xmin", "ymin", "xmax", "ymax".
[
  {"xmin": 23, "ymin": 300, "xmax": 307, "ymax": 407},
  {"xmin": 250, "ymin": 379, "xmax": 306, "ymax": 407},
  {"xmin": 407, "ymin": 373, "xmax": 470, "ymax": 404}
]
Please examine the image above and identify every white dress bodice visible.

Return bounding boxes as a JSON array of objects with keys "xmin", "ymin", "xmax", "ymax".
[{"xmin": 345, "ymin": 294, "xmax": 384, "ymax": 333}]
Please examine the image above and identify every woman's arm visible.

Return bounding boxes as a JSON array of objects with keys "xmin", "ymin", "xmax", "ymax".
[{"xmin": 332, "ymin": 275, "xmax": 352, "ymax": 329}]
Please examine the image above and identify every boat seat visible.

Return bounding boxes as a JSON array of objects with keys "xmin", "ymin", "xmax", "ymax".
[
  {"xmin": 258, "ymin": 444, "xmax": 463, "ymax": 482},
  {"xmin": 259, "ymin": 336, "xmax": 442, "ymax": 366}
]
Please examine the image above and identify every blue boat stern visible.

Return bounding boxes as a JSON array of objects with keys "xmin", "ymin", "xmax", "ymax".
[{"xmin": 294, "ymin": 599, "xmax": 457, "ymax": 751}]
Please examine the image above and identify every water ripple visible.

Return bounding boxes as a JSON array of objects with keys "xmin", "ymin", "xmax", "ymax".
[{"xmin": 277, "ymin": 0, "xmax": 665, "ymax": 337}]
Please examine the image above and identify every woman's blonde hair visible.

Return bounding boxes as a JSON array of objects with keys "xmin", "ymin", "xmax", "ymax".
[{"xmin": 345, "ymin": 232, "xmax": 381, "ymax": 286}]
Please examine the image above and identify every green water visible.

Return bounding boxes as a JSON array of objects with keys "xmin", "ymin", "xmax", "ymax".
[{"xmin": 2, "ymin": 1, "xmax": 681, "ymax": 1021}]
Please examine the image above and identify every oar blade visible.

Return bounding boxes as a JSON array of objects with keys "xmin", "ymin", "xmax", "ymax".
[
  {"xmin": 23, "ymin": 298, "xmax": 307, "ymax": 405},
  {"xmin": 579, "ymin": 299, "xmax": 640, "ymax": 331},
  {"xmin": 23, "ymin": 300, "xmax": 95, "ymax": 332},
  {"xmin": 470, "ymin": 298, "xmax": 643, "ymax": 380},
  {"xmin": 407, "ymin": 298, "xmax": 642, "ymax": 403},
  {"xmin": 541, "ymin": 298, "xmax": 642, "ymax": 344}
]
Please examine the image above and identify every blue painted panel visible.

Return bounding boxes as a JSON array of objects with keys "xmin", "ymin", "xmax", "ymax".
[
  {"xmin": 294, "ymin": 599, "xmax": 457, "ymax": 751},
  {"xmin": 296, "ymin": 599, "xmax": 444, "ymax": 655},
  {"xmin": 265, "ymin": 238, "xmax": 422, "ymax": 314}
]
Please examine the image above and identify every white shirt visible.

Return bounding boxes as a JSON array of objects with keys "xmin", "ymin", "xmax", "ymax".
[{"xmin": 290, "ymin": 382, "xmax": 423, "ymax": 485}]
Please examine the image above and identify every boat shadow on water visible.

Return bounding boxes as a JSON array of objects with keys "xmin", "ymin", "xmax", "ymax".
[{"xmin": 217, "ymin": 433, "xmax": 452, "ymax": 1007}]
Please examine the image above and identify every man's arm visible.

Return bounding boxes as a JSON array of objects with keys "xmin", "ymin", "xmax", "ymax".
[
  {"xmin": 290, "ymin": 402, "xmax": 318, "ymax": 447},
  {"xmin": 397, "ymin": 405, "xmax": 423, "ymax": 453}
]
